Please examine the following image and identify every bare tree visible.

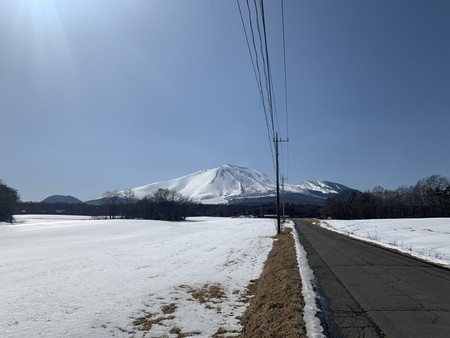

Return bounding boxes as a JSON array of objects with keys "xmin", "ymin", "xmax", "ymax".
[
  {"xmin": 324, "ymin": 175, "xmax": 450, "ymax": 219},
  {"xmin": 421, "ymin": 175, "xmax": 450, "ymax": 216},
  {"xmin": 103, "ymin": 190, "xmax": 120, "ymax": 219},
  {"xmin": 121, "ymin": 189, "xmax": 136, "ymax": 219},
  {"xmin": 134, "ymin": 188, "xmax": 193, "ymax": 221}
]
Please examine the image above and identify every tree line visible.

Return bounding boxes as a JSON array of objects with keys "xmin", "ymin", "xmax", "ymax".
[
  {"xmin": 11, "ymin": 187, "xmax": 320, "ymax": 220},
  {"xmin": 103, "ymin": 188, "xmax": 195, "ymax": 221},
  {"xmin": 0, "ymin": 180, "xmax": 19, "ymax": 223},
  {"xmin": 2, "ymin": 174, "xmax": 449, "ymax": 223},
  {"xmin": 323, "ymin": 175, "xmax": 450, "ymax": 219}
]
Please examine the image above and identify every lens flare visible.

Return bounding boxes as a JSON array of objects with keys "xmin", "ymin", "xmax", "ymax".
[{"xmin": 12, "ymin": 0, "xmax": 76, "ymax": 92}]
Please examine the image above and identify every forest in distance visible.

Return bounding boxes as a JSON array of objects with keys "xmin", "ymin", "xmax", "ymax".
[
  {"xmin": 2, "ymin": 174, "xmax": 449, "ymax": 222},
  {"xmin": 323, "ymin": 174, "xmax": 450, "ymax": 219}
]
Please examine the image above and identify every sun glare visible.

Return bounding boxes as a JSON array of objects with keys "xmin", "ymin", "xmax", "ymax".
[
  {"xmin": 14, "ymin": 0, "xmax": 75, "ymax": 86},
  {"xmin": 31, "ymin": 0, "xmax": 56, "ymax": 7},
  {"xmin": 25, "ymin": 0, "xmax": 57, "ymax": 15}
]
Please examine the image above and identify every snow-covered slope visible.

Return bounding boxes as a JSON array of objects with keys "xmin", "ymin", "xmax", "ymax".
[
  {"xmin": 131, "ymin": 164, "xmax": 273, "ymax": 204},
  {"xmin": 128, "ymin": 164, "xmax": 351, "ymax": 204},
  {"xmin": 287, "ymin": 180, "xmax": 350, "ymax": 197}
]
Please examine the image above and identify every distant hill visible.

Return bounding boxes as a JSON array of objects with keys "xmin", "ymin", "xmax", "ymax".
[
  {"xmin": 101, "ymin": 164, "xmax": 355, "ymax": 206},
  {"xmin": 41, "ymin": 195, "xmax": 84, "ymax": 204}
]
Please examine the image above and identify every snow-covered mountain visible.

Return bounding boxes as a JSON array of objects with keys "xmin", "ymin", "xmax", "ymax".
[{"xmin": 126, "ymin": 164, "xmax": 352, "ymax": 205}]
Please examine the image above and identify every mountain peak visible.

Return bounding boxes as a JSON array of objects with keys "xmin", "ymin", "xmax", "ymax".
[
  {"xmin": 124, "ymin": 165, "xmax": 352, "ymax": 205},
  {"xmin": 131, "ymin": 164, "xmax": 274, "ymax": 204}
]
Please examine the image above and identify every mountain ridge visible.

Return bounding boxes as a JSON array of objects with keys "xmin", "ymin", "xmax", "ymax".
[
  {"xmin": 42, "ymin": 165, "xmax": 352, "ymax": 206},
  {"xmin": 118, "ymin": 164, "xmax": 353, "ymax": 205},
  {"xmin": 41, "ymin": 195, "xmax": 84, "ymax": 204}
]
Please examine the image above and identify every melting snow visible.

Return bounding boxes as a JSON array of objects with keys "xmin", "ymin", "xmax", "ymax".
[
  {"xmin": 6, "ymin": 215, "xmax": 443, "ymax": 337},
  {"xmin": 1, "ymin": 215, "xmax": 275, "ymax": 337},
  {"xmin": 286, "ymin": 222, "xmax": 325, "ymax": 338}
]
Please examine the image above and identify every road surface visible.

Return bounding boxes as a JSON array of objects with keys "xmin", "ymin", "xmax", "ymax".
[{"xmin": 294, "ymin": 220, "xmax": 450, "ymax": 337}]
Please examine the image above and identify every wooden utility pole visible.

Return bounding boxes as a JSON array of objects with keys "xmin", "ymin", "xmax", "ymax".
[
  {"xmin": 275, "ymin": 132, "xmax": 281, "ymax": 235},
  {"xmin": 282, "ymin": 175, "xmax": 286, "ymax": 223},
  {"xmin": 274, "ymin": 133, "xmax": 288, "ymax": 235}
]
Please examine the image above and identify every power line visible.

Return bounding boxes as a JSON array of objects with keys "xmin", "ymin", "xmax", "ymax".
[
  {"xmin": 281, "ymin": 0, "xmax": 289, "ymax": 141},
  {"xmin": 281, "ymin": 0, "xmax": 290, "ymax": 183},
  {"xmin": 258, "ymin": 0, "xmax": 276, "ymax": 139},
  {"xmin": 237, "ymin": 0, "xmax": 276, "ymax": 169},
  {"xmin": 237, "ymin": 0, "xmax": 290, "ymax": 178},
  {"xmin": 244, "ymin": 0, "xmax": 266, "ymax": 112},
  {"xmin": 237, "ymin": 0, "xmax": 291, "ymax": 231}
]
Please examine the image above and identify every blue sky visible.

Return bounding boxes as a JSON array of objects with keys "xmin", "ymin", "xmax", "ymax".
[{"xmin": 1, "ymin": 0, "xmax": 449, "ymax": 202}]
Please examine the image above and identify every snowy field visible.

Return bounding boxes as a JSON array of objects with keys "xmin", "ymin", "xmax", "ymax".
[
  {"xmin": 321, "ymin": 218, "xmax": 450, "ymax": 268},
  {"xmin": 1, "ymin": 215, "xmax": 275, "ymax": 337}
]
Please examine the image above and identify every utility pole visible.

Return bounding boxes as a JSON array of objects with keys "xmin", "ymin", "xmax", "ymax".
[
  {"xmin": 275, "ymin": 132, "xmax": 281, "ymax": 235},
  {"xmin": 274, "ymin": 133, "xmax": 288, "ymax": 235},
  {"xmin": 282, "ymin": 175, "xmax": 287, "ymax": 223}
]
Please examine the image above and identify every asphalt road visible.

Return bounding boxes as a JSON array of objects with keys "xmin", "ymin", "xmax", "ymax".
[{"xmin": 293, "ymin": 220, "xmax": 450, "ymax": 337}]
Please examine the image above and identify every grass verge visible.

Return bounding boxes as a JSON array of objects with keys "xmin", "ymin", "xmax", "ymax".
[{"xmin": 238, "ymin": 228, "xmax": 307, "ymax": 337}]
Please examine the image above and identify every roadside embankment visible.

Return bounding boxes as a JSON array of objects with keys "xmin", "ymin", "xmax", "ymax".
[{"xmin": 238, "ymin": 228, "xmax": 307, "ymax": 337}]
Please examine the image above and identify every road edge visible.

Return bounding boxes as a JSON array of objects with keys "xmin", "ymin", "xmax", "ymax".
[{"xmin": 286, "ymin": 221, "xmax": 325, "ymax": 338}]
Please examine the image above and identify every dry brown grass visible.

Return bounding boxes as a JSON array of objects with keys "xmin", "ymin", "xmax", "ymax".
[
  {"xmin": 169, "ymin": 326, "xmax": 202, "ymax": 338},
  {"xmin": 212, "ymin": 326, "xmax": 240, "ymax": 337},
  {"xmin": 132, "ymin": 311, "xmax": 175, "ymax": 332},
  {"xmin": 238, "ymin": 228, "xmax": 307, "ymax": 338},
  {"xmin": 131, "ymin": 227, "xmax": 307, "ymax": 337},
  {"xmin": 179, "ymin": 283, "xmax": 226, "ymax": 304},
  {"xmin": 161, "ymin": 303, "xmax": 177, "ymax": 314}
]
